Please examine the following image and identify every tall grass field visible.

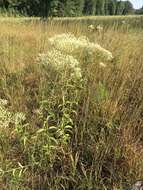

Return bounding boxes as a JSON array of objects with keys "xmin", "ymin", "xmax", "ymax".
[{"xmin": 0, "ymin": 16, "xmax": 143, "ymax": 190}]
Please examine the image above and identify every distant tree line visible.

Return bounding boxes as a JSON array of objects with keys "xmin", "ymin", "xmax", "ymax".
[
  {"xmin": 135, "ymin": 7, "xmax": 143, "ymax": 15},
  {"xmin": 0, "ymin": 0, "xmax": 141, "ymax": 17}
]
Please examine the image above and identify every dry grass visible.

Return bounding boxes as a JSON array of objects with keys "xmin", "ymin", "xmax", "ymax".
[{"xmin": 0, "ymin": 17, "xmax": 143, "ymax": 190}]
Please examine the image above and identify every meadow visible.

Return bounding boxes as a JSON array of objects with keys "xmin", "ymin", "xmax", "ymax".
[{"xmin": 0, "ymin": 16, "xmax": 143, "ymax": 190}]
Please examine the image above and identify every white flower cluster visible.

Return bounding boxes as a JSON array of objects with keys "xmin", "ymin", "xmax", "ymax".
[
  {"xmin": 38, "ymin": 33, "xmax": 113, "ymax": 80},
  {"xmin": 38, "ymin": 49, "xmax": 82, "ymax": 79},
  {"xmin": 49, "ymin": 33, "xmax": 113, "ymax": 62},
  {"xmin": 0, "ymin": 99, "xmax": 26, "ymax": 128},
  {"xmin": 0, "ymin": 99, "xmax": 12, "ymax": 128},
  {"xmin": 49, "ymin": 34, "xmax": 88, "ymax": 56},
  {"xmin": 88, "ymin": 24, "xmax": 95, "ymax": 32},
  {"xmin": 88, "ymin": 24, "xmax": 103, "ymax": 33}
]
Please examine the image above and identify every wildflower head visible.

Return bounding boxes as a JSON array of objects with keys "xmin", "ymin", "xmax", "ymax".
[
  {"xmin": 99, "ymin": 62, "xmax": 107, "ymax": 68},
  {"xmin": 37, "ymin": 49, "xmax": 82, "ymax": 80},
  {"xmin": 38, "ymin": 33, "xmax": 113, "ymax": 83},
  {"xmin": 132, "ymin": 181, "xmax": 143, "ymax": 190},
  {"xmin": 88, "ymin": 24, "xmax": 95, "ymax": 32},
  {"xmin": 48, "ymin": 33, "xmax": 113, "ymax": 62},
  {"xmin": 73, "ymin": 67, "xmax": 82, "ymax": 79},
  {"xmin": 0, "ymin": 98, "xmax": 12, "ymax": 128},
  {"xmin": 96, "ymin": 25, "xmax": 103, "ymax": 32},
  {"xmin": 0, "ymin": 99, "xmax": 8, "ymax": 106},
  {"xmin": 122, "ymin": 20, "xmax": 126, "ymax": 24}
]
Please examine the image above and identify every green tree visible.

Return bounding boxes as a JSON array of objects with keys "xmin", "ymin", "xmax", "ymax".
[
  {"xmin": 108, "ymin": 0, "xmax": 116, "ymax": 15},
  {"xmin": 104, "ymin": 0, "xmax": 109, "ymax": 15},
  {"xmin": 0, "ymin": 0, "xmax": 10, "ymax": 9},
  {"xmin": 65, "ymin": 0, "xmax": 76, "ymax": 16},
  {"xmin": 116, "ymin": 1, "xmax": 125, "ymax": 15},
  {"xmin": 74, "ymin": 0, "xmax": 85, "ymax": 16},
  {"xmin": 96, "ymin": 0, "xmax": 105, "ymax": 15},
  {"xmin": 0, "ymin": 0, "xmax": 135, "ymax": 17},
  {"xmin": 50, "ymin": 0, "xmax": 59, "ymax": 16},
  {"xmin": 123, "ymin": 1, "xmax": 134, "ymax": 15},
  {"xmin": 83, "ymin": 0, "xmax": 97, "ymax": 15}
]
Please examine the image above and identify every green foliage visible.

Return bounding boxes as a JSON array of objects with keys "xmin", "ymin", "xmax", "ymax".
[
  {"xmin": 116, "ymin": 1, "xmax": 125, "ymax": 15},
  {"xmin": 0, "ymin": 0, "xmax": 137, "ymax": 17},
  {"xmin": 108, "ymin": 0, "xmax": 116, "ymax": 15},
  {"xmin": 0, "ymin": 81, "xmax": 79, "ymax": 188},
  {"xmin": 96, "ymin": 82, "xmax": 109, "ymax": 103},
  {"xmin": 123, "ymin": 1, "xmax": 134, "ymax": 15},
  {"xmin": 83, "ymin": 0, "xmax": 97, "ymax": 15}
]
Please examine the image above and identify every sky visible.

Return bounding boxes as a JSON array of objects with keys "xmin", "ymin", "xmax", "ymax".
[{"xmin": 122, "ymin": 0, "xmax": 143, "ymax": 9}]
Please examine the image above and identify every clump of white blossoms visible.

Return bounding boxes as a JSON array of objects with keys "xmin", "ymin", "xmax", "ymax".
[
  {"xmin": 0, "ymin": 98, "xmax": 12, "ymax": 128},
  {"xmin": 0, "ymin": 98, "xmax": 26, "ymax": 128},
  {"xmin": 88, "ymin": 24, "xmax": 103, "ymax": 33},
  {"xmin": 88, "ymin": 24, "xmax": 95, "ymax": 32},
  {"xmin": 48, "ymin": 33, "xmax": 113, "ymax": 62},
  {"xmin": 38, "ymin": 33, "xmax": 113, "ymax": 81},
  {"xmin": 37, "ymin": 49, "xmax": 82, "ymax": 79},
  {"xmin": 96, "ymin": 25, "xmax": 103, "ymax": 32}
]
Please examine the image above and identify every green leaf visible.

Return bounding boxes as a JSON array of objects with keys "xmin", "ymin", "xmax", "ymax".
[
  {"xmin": 48, "ymin": 126, "xmax": 58, "ymax": 133},
  {"xmin": 36, "ymin": 128, "xmax": 45, "ymax": 134}
]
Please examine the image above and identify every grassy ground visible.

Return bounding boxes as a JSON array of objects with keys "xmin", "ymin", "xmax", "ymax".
[{"xmin": 0, "ymin": 17, "xmax": 143, "ymax": 190}]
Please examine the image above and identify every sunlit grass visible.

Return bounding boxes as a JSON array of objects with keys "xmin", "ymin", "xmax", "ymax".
[{"xmin": 0, "ymin": 17, "xmax": 143, "ymax": 190}]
